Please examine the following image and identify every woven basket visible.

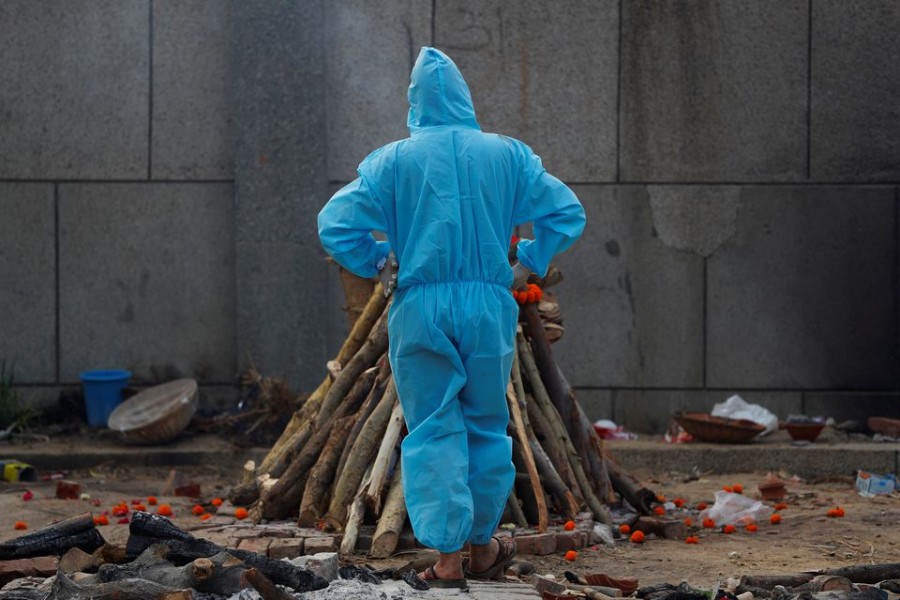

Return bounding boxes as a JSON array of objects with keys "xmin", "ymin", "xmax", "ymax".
[
  {"xmin": 107, "ymin": 379, "xmax": 198, "ymax": 444},
  {"xmin": 673, "ymin": 411, "xmax": 765, "ymax": 443}
]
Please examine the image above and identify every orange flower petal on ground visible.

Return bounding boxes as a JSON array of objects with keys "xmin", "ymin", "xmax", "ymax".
[
  {"xmin": 774, "ymin": 502, "xmax": 788, "ymax": 511},
  {"xmin": 732, "ymin": 484, "xmax": 743, "ymax": 494},
  {"xmin": 234, "ymin": 507, "xmax": 249, "ymax": 520},
  {"xmin": 685, "ymin": 536, "xmax": 699, "ymax": 544},
  {"xmin": 211, "ymin": 498, "xmax": 223, "ymax": 507},
  {"xmin": 770, "ymin": 514, "xmax": 782, "ymax": 524},
  {"xmin": 13, "ymin": 521, "xmax": 27, "ymax": 530},
  {"xmin": 563, "ymin": 520, "xmax": 576, "ymax": 531},
  {"xmin": 630, "ymin": 531, "xmax": 645, "ymax": 544},
  {"xmin": 192, "ymin": 505, "xmax": 205, "ymax": 515},
  {"xmin": 745, "ymin": 523, "xmax": 758, "ymax": 532},
  {"xmin": 564, "ymin": 550, "xmax": 578, "ymax": 561},
  {"xmin": 653, "ymin": 506, "xmax": 666, "ymax": 516},
  {"xmin": 619, "ymin": 524, "xmax": 631, "ymax": 535},
  {"xmin": 702, "ymin": 518, "xmax": 716, "ymax": 529},
  {"xmin": 673, "ymin": 498, "xmax": 685, "ymax": 508},
  {"xmin": 157, "ymin": 504, "xmax": 173, "ymax": 517},
  {"xmin": 200, "ymin": 513, "xmax": 212, "ymax": 521},
  {"xmin": 147, "ymin": 496, "xmax": 158, "ymax": 506},
  {"xmin": 723, "ymin": 524, "xmax": 736, "ymax": 534},
  {"xmin": 722, "ymin": 486, "xmax": 733, "ymax": 493},
  {"xmin": 133, "ymin": 503, "xmax": 146, "ymax": 512},
  {"xmin": 93, "ymin": 515, "xmax": 109, "ymax": 526}
]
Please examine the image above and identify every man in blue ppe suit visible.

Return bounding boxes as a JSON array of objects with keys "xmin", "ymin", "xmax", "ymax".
[{"xmin": 318, "ymin": 47, "xmax": 585, "ymax": 587}]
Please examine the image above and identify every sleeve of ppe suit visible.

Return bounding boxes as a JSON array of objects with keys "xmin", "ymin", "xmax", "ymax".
[
  {"xmin": 511, "ymin": 143, "xmax": 586, "ymax": 277},
  {"xmin": 317, "ymin": 176, "xmax": 391, "ymax": 279}
]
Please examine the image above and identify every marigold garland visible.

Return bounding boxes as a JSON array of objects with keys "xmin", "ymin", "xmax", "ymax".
[{"xmin": 512, "ymin": 283, "xmax": 543, "ymax": 305}]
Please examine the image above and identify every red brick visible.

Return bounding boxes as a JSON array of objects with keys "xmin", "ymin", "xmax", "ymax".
[
  {"xmin": 237, "ymin": 537, "xmax": 271, "ymax": 555},
  {"xmin": 0, "ymin": 556, "xmax": 59, "ymax": 586},
  {"xmin": 304, "ymin": 536, "xmax": 338, "ymax": 554},
  {"xmin": 512, "ymin": 532, "xmax": 556, "ymax": 556},
  {"xmin": 555, "ymin": 531, "xmax": 586, "ymax": 552},
  {"xmin": 268, "ymin": 538, "xmax": 304, "ymax": 559}
]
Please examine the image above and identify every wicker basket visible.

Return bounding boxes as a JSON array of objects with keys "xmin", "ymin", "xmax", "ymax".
[
  {"xmin": 107, "ymin": 379, "xmax": 198, "ymax": 444},
  {"xmin": 673, "ymin": 411, "xmax": 765, "ymax": 443}
]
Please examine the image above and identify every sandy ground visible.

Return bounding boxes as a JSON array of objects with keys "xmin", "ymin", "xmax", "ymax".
[{"xmin": 1, "ymin": 464, "xmax": 898, "ymax": 591}]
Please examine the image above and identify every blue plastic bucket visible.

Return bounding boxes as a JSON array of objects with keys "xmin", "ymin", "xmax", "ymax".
[{"xmin": 80, "ymin": 369, "xmax": 132, "ymax": 426}]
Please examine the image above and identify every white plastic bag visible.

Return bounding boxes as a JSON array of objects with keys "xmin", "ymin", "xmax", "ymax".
[
  {"xmin": 711, "ymin": 394, "xmax": 779, "ymax": 435},
  {"xmin": 700, "ymin": 491, "xmax": 773, "ymax": 525}
]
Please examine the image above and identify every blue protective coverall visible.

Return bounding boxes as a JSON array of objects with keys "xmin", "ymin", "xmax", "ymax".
[{"xmin": 318, "ymin": 47, "xmax": 585, "ymax": 553}]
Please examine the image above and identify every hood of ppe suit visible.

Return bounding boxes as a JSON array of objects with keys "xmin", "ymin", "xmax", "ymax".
[{"xmin": 407, "ymin": 47, "xmax": 480, "ymax": 133}]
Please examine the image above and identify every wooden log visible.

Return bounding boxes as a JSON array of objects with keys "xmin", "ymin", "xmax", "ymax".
[
  {"xmin": 335, "ymin": 360, "xmax": 392, "ymax": 479},
  {"xmin": 0, "ymin": 513, "xmax": 104, "ymax": 560},
  {"xmin": 96, "ymin": 546, "xmax": 247, "ymax": 596},
  {"xmin": 339, "ymin": 466, "xmax": 373, "ymax": 556},
  {"xmin": 127, "ymin": 512, "xmax": 327, "ymax": 592},
  {"xmin": 369, "ymin": 464, "xmax": 407, "ymax": 559},
  {"xmin": 525, "ymin": 388, "xmax": 582, "ymax": 500},
  {"xmin": 529, "ymin": 434, "xmax": 579, "ymax": 519},
  {"xmin": 507, "ymin": 382, "xmax": 548, "ymax": 532},
  {"xmin": 325, "ymin": 380, "xmax": 398, "ymax": 530},
  {"xmin": 243, "ymin": 568, "xmax": 295, "ymax": 600},
  {"xmin": 605, "ymin": 455, "xmax": 657, "ymax": 515},
  {"xmin": 257, "ymin": 283, "xmax": 387, "ymax": 475},
  {"xmin": 298, "ymin": 415, "xmax": 357, "ymax": 526},
  {"xmin": 366, "ymin": 399, "xmax": 405, "ymax": 513},
  {"xmin": 260, "ymin": 368, "xmax": 378, "ymax": 520},
  {"xmin": 516, "ymin": 329, "xmax": 611, "ymax": 524},
  {"xmin": 795, "ymin": 576, "xmax": 853, "ymax": 593},
  {"xmin": 313, "ymin": 305, "xmax": 390, "ymax": 431},
  {"xmin": 506, "ymin": 488, "xmax": 529, "ymax": 528},
  {"xmin": 825, "ymin": 564, "xmax": 900, "ymax": 584},
  {"xmin": 522, "ymin": 304, "xmax": 613, "ymax": 503},
  {"xmin": 52, "ymin": 570, "xmax": 192, "ymax": 600},
  {"xmin": 739, "ymin": 575, "xmax": 817, "ymax": 590}
]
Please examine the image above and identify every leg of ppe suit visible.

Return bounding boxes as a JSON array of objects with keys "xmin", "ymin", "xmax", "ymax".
[
  {"xmin": 390, "ymin": 290, "xmax": 473, "ymax": 553},
  {"xmin": 457, "ymin": 287, "xmax": 518, "ymax": 545}
]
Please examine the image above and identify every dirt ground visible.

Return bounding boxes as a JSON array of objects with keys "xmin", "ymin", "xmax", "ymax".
[{"xmin": 2, "ymin": 462, "xmax": 897, "ymax": 590}]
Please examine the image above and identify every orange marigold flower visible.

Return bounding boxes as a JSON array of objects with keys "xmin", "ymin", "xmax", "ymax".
[
  {"xmin": 834, "ymin": 507, "xmax": 845, "ymax": 517},
  {"xmin": 564, "ymin": 550, "xmax": 578, "ymax": 561},
  {"xmin": 13, "ymin": 521, "xmax": 27, "ymax": 530},
  {"xmin": 673, "ymin": 498, "xmax": 685, "ymax": 508},
  {"xmin": 774, "ymin": 502, "xmax": 788, "ymax": 511},
  {"xmin": 94, "ymin": 515, "xmax": 109, "ymax": 526},
  {"xmin": 702, "ymin": 518, "xmax": 716, "ymax": 529},
  {"xmin": 732, "ymin": 484, "xmax": 744, "ymax": 494},
  {"xmin": 629, "ymin": 531, "xmax": 645, "ymax": 544},
  {"xmin": 157, "ymin": 504, "xmax": 173, "ymax": 517},
  {"xmin": 192, "ymin": 505, "xmax": 205, "ymax": 516},
  {"xmin": 147, "ymin": 496, "xmax": 158, "ymax": 506},
  {"xmin": 211, "ymin": 498, "xmax": 223, "ymax": 507},
  {"xmin": 200, "ymin": 513, "xmax": 212, "ymax": 521},
  {"xmin": 723, "ymin": 524, "xmax": 736, "ymax": 534},
  {"xmin": 563, "ymin": 520, "xmax": 576, "ymax": 531},
  {"xmin": 684, "ymin": 518, "xmax": 693, "ymax": 527},
  {"xmin": 619, "ymin": 524, "xmax": 631, "ymax": 535},
  {"xmin": 656, "ymin": 495, "xmax": 667, "ymax": 503},
  {"xmin": 653, "ymin": 506, "xmax": 666, "ymax": 516},
  {"xmin": 770, "ymin": 514, "xmax": 782, "ymax": 524},
  {"xmin": 745, "ymin": 523, "xmax": 758, "ymax": 532},
  {"xmin": 722, "ymin": 485, "xmax": 733, "ymax": 493},
  {"xmin": 234, "ymin": 507, "xmax": 249, "ymax": 520},
  {"xmin": 697, "ymin": 502, "xmax": 708, "ymax": 510},
  {"xmin": 685, "ymin": 536, "xmax": 699, "ymax": 544}
]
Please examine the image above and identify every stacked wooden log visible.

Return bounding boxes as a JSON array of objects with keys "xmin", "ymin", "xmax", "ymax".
[{"xmin": 230, "ymin": 271, "xmax": 657, "ymax": 556}]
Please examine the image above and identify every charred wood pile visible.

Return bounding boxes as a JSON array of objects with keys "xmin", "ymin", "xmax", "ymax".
[{"xmin": 230, "ymin": 268, "xmax": 660, "ymax": 556}]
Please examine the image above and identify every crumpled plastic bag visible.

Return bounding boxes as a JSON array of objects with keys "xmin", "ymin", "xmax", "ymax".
[
  {"xmin": 711, "ymin": 394, "xmax": 779, "ymax": 435},
  {"xmin": 700, "ymin": 490, "xmax": 773, "ymax": 525}
]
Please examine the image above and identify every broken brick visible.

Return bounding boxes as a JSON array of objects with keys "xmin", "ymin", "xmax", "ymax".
[
  {"xmin": 268, "ymin": 538, "xmax": 304, "ymax": 560},
  {"xmin": 512, "ymin": 532, "xmax": 556, "ymax": 556},
  {"xmin": 237, "ymin": 537, "xmax": 271, "ymax": 555}
]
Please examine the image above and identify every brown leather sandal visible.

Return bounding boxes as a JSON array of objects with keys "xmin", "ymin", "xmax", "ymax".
[
  {"xmin": 419, "ymin": 566, "xmax": 469, "ymax": 590},
  {"xmin": 463, "ymin": 535, "xmax": 518, "ymax": 580}
]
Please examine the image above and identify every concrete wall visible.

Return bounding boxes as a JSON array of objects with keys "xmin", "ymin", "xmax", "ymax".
[{"xmin": 1, "ymin": 0, "xmax": 898, "ymax": 431}]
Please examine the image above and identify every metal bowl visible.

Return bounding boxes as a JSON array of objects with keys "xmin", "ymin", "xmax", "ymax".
[{"xmin": 107, "ymin": 378, "xmax": 198, "ymax": 444}]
